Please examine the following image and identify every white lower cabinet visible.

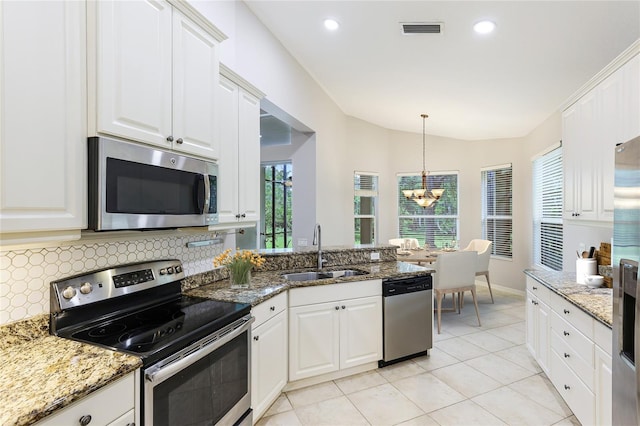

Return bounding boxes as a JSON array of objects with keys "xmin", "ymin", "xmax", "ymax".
[
  {"xmin": 525, "ymin": 276, "xmax": 612, "ymax": 426},
  {"xmin": 36, "ymin": 372, "xmax": 135, "ymax": 426},
  {"xmin": 251, "ymin": 292, "xmax": 288, "ymax": 422},
  {"xmin": 525, "ymin": 278, "xmax": 551, "ymax": 374},
  {"xmin": 288, "ymin": 280, "xmax": 382, "ymax": 382}
]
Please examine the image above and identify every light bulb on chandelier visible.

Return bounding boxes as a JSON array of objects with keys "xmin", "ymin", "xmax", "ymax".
[{"xmin": 402, "ymin": 114, "xmax": 444, "ymax": 208}]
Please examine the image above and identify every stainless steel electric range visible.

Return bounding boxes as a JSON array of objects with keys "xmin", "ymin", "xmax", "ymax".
[{"xmin": 50, "ymin": 259, "xmax": 253, "ymax": 426}]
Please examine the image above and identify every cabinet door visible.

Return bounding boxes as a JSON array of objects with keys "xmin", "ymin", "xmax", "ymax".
[
  {"xmin": 289, "ymin": 302, "xmax": 340, "ymax": 381},
  {"xmin": 620, "ymin": 55, "xmax": 640, "ymax": 143},
  {"xmin": 575, "ymin": 92, "xmax": 598, "ymax": 220},
  {"xmin": 0, "ymin": 0, "xmax": 86, "ymax": 235},
  {"xmin": 562, "ymin": 105, "xmax": 579, "ymax": 220},
  {"xmin": 252, "ymin": 310, "xmax": 288, "ymax": 421},
  {"xmin": 340, "ymin": 296, "xmax": 382, "ymax": 369},
  {"xmin": 217, "ymin": 77, "xmax": 240, "ymax": 223},
  {"xmin": 525, "ymin": 291, "xmax": 537, "ymax": 357},
  {"xmin": 96, "ymin": 0, "xmax": 172, "ymax": 147},
  {"xmin": 172, "ymin": 11, "xmax": 219, "ymax": 160},
  {"xmin": 237, "ymin": 89, "xmax": 261, "ymax": 223},
  {"xmin": 537, "ymin": 300, "xmax": 551, "ymax": 375},
  {"xmin": 595, "ymin": 345, "xmax": 612, "ymax": 426}
]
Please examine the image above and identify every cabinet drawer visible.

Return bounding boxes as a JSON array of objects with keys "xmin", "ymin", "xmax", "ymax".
[
  {"xmin": 36, "ymin": 373, "xmax": 135, "ymax": 426},
  {"xmin": 526, "ymin": 277, "xmax": 551, "ymax": 305},
  {"xmin": 551, "ymin": 329, "xmax": 594, "ymax": 390},
  {"xmin": 550, "ymin": 294, "xmax": 593, "ymax": 339},
  {"xmin": 550, "ymin": 350, "xmax": 595, "ymax": 426},
  {"xmin": 550, "ymin": 310, "xmax": 594, "ymax": 367},
  {"xmin": 594, "ymin": 321, "xmax": 612, "ymax": 356},
  {"xmin": 252, "ymin": 292, "xmax": 287, "ymax": 329},
  {"xmin": 289, "ymin": 280, "xmax": 381, "ymax": 307}
]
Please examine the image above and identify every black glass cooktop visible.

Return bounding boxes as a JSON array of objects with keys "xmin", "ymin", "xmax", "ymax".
[{"xmin": 68, "ymin": 295, "xmax": 250, "ymax": 361}]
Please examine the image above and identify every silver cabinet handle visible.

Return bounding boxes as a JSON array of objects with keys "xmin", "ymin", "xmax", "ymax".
[
  {"xmin": 563, "ymin": 331, "xmax": 570, "ymax": 336},
  {"xmin": 564, "ymin": 353, "xmax": 570, "ymax": 358},
  {"xmin": 79, "ymin": 415, "xmax": 92, "ymax": 426},
  {"xmin": 563, "ymin": 309, "xmax": 570, "ymax": 314},
  {"xmin": 564, "ymin": 385, "xmax": 570, "ymax": 390},
  {"xmin": 532, "ymin": 286, "xmax": 538, "ymax": 290},
  {"xmin": 176, "ymin": 138, "xmax": 183, "ymax": 144},
  {"xmin": 335, "ymin": 306, "xmax": 339, "ymax": 310},
  {"xmin": 270, "ymin": 306, "xmax": 275, "ymax": 311},
  {"xmin": 253, "ymin": 335, "xmax": 259, "ymax": 341},
  {"xmin": 341, "ymin": 305, "xmax": 346, "ymax": 310},
  {"xmin": 166, "ymin": 135, "xmax": 173, "ymax": 142}
]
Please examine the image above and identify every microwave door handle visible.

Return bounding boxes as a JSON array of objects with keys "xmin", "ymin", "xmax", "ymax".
[
  {"xmin": 195, "ymin": 174, "xmax": 206, "ymax": 213},
  {"xmin": 203, "ymin": 174, "xmax": 211, "ymax": 214}
]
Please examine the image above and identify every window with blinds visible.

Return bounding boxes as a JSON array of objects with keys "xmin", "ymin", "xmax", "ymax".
[
  {"xmin": 533, "ymin": 146, "xmax": 563, "ymax": 270},
  {"xmin": 397, "ymin": 173, "xmax": 459, "ymax": 249},
  {"xmin": 354, "ymin": 172, "xmax": 378, "ymax": 245},
  {"xmin": 481, "ymin": 165, "xmax": 513, "ymax": 258}
]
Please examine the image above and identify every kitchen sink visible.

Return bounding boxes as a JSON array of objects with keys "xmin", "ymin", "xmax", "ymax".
[{"xmin": 282, "ymin": 269, "xmax": 368, "ymax": 282}]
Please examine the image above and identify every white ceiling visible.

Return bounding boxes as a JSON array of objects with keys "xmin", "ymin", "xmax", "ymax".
[{"xmin": 244, "ymin": 1, "xmax": 640, "ymax": 140}]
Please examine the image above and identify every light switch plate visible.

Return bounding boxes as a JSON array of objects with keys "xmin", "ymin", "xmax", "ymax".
[{"xmin": 370, "ymin": 252, "xmax": 380, "ymax": 261}]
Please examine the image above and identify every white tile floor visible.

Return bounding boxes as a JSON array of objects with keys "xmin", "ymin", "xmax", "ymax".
[{"xmin": 256, "ymin": 286, "xmax": 581, "ymax": 426}]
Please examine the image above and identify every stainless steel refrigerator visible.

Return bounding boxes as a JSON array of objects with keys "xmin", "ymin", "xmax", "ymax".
[{"xmin": 613, "ymin": 135, "xmax": 640, "ymax": 425}]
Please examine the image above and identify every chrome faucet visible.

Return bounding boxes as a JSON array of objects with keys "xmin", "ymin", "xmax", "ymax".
[{"xmin": 313, "ymin": 223, "xmax": 326, "ymax": 269}]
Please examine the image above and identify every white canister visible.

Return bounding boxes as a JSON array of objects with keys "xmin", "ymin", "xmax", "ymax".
[{"xmin": 576, "ymin": 258, "xmax": 597, "ymax": 284}]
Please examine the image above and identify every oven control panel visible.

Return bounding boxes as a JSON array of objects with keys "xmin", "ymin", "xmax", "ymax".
[{"xmin": 51, "ymin": 259, "xmax": 185, "ymax": 311}]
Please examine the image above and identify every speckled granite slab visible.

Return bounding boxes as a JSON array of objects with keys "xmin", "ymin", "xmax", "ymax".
[
  {"xmin": 524, "ymin": 269, "xmax": 612, "ymax": 327},
  {"xmin": 0, "ymin": 315, "xmax": 142, "ymax": 426},
  {"xmin": 187, "ymin": 261, "xmax": 432, "ymax": 306}
]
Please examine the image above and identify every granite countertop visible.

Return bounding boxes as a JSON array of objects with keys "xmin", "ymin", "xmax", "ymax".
[
  {"xmin": 0, "ymin": 315, "xmax": 142, "ymax": 426},
  {"xmin": 524, "ymin": 269, "xmax": 612, "ymax": 328},
  {"xmin": 2, "ymin": 259, "xmax": 426, "ymax": 425},
  {"xmin": 187, "ymin": 261, "xmax": 432, "ymax": 305}
]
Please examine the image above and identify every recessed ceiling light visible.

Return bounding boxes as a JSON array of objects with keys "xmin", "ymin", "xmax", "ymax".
[
  {"xmin": 473, "ymin": 20, "xmax": 496, "ymax": 34},
  {"xmin": 324, "ymin": 18, "xmax": 340, "ymax": 31}
]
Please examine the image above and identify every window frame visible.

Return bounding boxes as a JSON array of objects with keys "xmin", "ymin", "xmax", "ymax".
[
  {"xmin": 354, "ymin": 171, "xmax": 379, "ymax": 245},
  {"xmin": 396, "ymin": 171, "xmax": 459, "ymax": 249},
  {"xmin": 532, "ymin": 144, "xmax": 563, "ymax": 271},
  {"xmin": 481, "ymin": 163, "xmax": 513, "ymax": 259}
]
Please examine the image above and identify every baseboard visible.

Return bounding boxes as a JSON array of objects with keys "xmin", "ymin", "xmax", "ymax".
[
  {"xmin": 474, "ymin": 279, "xmax": 525, "ymax": 297},
  {"xmin": 283, "ymin": 362, "xmax": 378, "ymax": 392}
]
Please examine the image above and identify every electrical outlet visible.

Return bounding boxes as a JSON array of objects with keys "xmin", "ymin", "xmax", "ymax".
[
  {"xmin": 370, "ymin": 252, "xmax": 380, "ymax": 261},
  {"xmin": 297, "ymin": 238, "xmax": 308, "ymax": 247}
]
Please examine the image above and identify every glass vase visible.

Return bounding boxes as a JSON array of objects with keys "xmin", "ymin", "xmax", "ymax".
[{"xmin": 229, "ymin": 268, "xmax": 251, "ymax": 288}]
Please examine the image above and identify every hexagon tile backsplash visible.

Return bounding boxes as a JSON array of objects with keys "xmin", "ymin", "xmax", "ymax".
[{"xmin": 0, "ymin": 233, "xmax": 223, "ymax": 325}]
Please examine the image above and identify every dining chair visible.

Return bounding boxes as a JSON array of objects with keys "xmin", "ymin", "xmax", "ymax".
[
  {"xmin": 433, "ymin": 250, "xmax": 481, "ymax": 334},
  {"xmin": 462, "ymin": 239, "xmax": 494, "ymax": 303}
]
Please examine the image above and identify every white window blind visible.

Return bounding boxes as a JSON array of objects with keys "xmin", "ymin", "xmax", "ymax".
[
  {"xmin": 397, "ymin": 172, "xmax": 459, "ymax": 249},
  {"xmin": 481, "ymin": 165, "xmax": 513, "ymax": 258},
  {"xmin": 354, "ymin": 172, "xmax": 378, "ymax": 245},
  {"xmin": 533, "ymin": 147, "xmax": 563, "ymax": 270}
]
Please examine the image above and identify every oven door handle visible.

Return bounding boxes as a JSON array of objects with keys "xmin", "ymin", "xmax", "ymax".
[{"xmin": 145, "ymin": 315, "xmax": 254, "ymax": 385}]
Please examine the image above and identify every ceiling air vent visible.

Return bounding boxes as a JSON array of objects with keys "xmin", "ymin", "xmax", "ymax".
[{"xmin": 401, "ymin": 22, "xmax": 443, "ymax": 35}]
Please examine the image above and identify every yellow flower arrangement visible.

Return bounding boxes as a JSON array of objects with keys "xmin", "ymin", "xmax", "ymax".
[{"xmin": 213, "ymin": 248, "xmax": 266, "ymax": 287}]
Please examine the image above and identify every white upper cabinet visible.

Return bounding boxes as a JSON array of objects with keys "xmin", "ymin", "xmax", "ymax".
[
  {"xmin": 562, "ymin": 47, "xmax": 640, "ymax": 222},
  {"xmin": 216, "ymin": 70, "xmax": 264, "ymax": 225},
  {"xmin": 0, "ymin": 0, "xmax": 86, "ymax": 241},
  {"xmin": 91, "ymin": 0, "xmax": 223, "ymax": 160}
]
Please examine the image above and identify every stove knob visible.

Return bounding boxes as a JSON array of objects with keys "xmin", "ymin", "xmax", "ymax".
[
  {"xmin": 62, "ymin": 286, "xmax": 76, "ymax": 300},
  {"xmin": 175, "ymin": 265, "xmax": 182, "ymax": 273},
  {"xmin": 80, "ymin": 282, "xmax": 92, "ymax": 295},
  {"xmin": 167, "ymin": 267, "xmax": 174, "ymax": 274},
  {"xmin": 159, "ymin": 268, "xmax": 167, "ymax": 275}
]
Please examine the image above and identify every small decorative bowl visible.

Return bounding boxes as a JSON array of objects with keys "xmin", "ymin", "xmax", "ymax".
[{"xmin": 584, "ymin": 275, "xmax": 604, "ymax": 287}]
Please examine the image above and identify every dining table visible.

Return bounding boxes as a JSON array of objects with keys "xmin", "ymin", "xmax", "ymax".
[{"xmin": 396, "ymin": 248, "xmax": 457, "ymax": 265}]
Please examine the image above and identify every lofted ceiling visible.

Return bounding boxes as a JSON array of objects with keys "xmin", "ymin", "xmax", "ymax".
[{"xmin": 244, "ymin": 1, "xmax": 640, "ymax": 141}]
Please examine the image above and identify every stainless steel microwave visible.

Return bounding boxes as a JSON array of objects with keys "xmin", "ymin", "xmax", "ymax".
[{"xmin": 88, "ymin": 137, "xmax": 218, "ymax": 231}]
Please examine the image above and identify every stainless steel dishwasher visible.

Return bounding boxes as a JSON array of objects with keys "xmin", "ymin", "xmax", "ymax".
[{"xmin": 379, "ymin": 274, "xmax": 433, "ymax": 367}]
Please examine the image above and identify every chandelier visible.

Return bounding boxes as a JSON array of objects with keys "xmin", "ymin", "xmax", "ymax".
[{"xmin": 402, "ymin": 114, "xmax": 444, "ymax": 208}]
